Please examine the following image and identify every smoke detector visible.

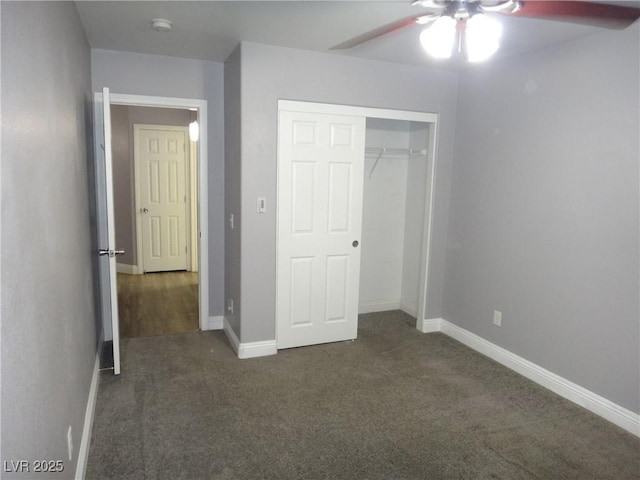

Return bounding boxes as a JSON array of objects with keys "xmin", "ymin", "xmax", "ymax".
[{"xmin": 151, "ymin": 18, "xmax": 172, "ymax": 32}]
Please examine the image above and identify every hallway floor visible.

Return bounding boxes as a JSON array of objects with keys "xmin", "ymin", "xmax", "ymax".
[{"xmin": 117, "ymin": 271, "xmax": 198, "ymax": 338}]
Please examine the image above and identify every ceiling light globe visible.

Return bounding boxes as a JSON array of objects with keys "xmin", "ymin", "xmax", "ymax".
[
  {"xmin": 466, "ymin": 14, "xmax": 502, "ymax": 62},
  {"xmin": 420, "ymin": 16, "xmax": 457, "ymax": 59},
  {"xmin": 189, "ymin": 121, "xmax": 199, "ymax": 142}
]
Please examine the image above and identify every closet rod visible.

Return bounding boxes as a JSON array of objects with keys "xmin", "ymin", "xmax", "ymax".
[
  {"xmin": 365, "ymin": 147, "xmax": 427, "ymax": 177},
  {"xmin": 365, "ymin": 147, "xmax": 427, "ymax": 156}
]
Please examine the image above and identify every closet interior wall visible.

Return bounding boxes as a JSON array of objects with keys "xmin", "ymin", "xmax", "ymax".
[{"xmin": 359, "ymin": 118, "xmax": 429, "ymax": 317}]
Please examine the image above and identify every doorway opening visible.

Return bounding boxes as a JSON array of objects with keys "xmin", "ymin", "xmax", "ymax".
[
  {"xmin": 94, "ymin": 91, "xmax": 208, "ymax": 373},
  {"xmin": 111, "ymin": 107, "xmax": 199, "ymax": 338}
]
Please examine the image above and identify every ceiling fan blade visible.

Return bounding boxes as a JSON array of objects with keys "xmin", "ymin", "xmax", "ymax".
[
  {"xmin": 509, "ymin": 1, "xmax": 640, "ymax": 29},
  {"xmin": 330, "ymin": 15, "xmax": 423, "ymax": 50}
]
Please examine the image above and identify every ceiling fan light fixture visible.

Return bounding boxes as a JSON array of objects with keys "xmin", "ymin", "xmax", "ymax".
[
  {"xmin": 465, "ymin": 14, "xmax": 502, "ymax": 62},
  {"xmin": 478, "ymin": 0, "xmax": 521, "ymax": 14},
  {"xmin": 411, "ymin": 0, "xmax": 447, "ymax": 11},
  {"xmin": 420, "ymin": 16, "xmax": 456, "ymax": 59}
]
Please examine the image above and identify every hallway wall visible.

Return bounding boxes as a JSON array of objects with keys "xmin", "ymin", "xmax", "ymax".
[{"xmin": 1, "ymin": 2, "xmax": 98, "ymax": 476}]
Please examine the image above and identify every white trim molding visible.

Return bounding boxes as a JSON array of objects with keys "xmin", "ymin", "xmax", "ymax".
[
  {"xmin": 359, "ymin": 300, "xmax": 400, "ymax": 314},
  {"xmin": 416, "ymin": 317, "xmax": 444, "ymax": 333},
  {"xmin": 399, "ymin": 302, "xmax": 418, "ymax": 318},
  {"xmin": 75, "ymin": 346, "xmax": 101, "ymax": 480},
  {"xmin": 416, "ymin": 317, "xmax": 640, "ymax": 437},
  {"xmin": 223, "ymin": 317, "xmax": 277, "ymax": 359},
  {"xmin": 279, "ymin": 100, "xmax": 438, "ymax": 123},
  {"xmin": 116, "ymin": 263, "xmax": 139, "ymax": 275},
  {"xmin": 358, "ymin": 301, "xmax": 418, "ymax": 317},
  {"xmin": 203, "ymin": 316, "xmax": 224, "ymax": 331}
]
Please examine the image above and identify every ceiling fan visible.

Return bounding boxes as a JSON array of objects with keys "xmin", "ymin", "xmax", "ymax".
[{"xmin": 331, "ymin": 1, "xmax": 640, "ymax": 62}]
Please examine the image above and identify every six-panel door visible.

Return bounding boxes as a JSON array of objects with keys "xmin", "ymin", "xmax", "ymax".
[
  {"xmin": 277, "ymin": 110, "xmax": 366, "ymax": 349},
  {"xmin": 135, "ymin": 126, "xmax": 188, "ymax": 273}
]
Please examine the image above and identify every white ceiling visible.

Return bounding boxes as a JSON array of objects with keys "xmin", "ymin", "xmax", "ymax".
[{"xmin": 75, "ymin": 1, "xmax": 639, "ymax": 68}]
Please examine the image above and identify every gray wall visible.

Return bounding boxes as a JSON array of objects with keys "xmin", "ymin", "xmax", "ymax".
[
  {"xmin": 1, "ymin": 2, "xmax": 98, "ymax": 477},
  {"xmin": 91, "ymin": 49, "xmax": 225, "ymax": 318},
  {"xmin": 443, "ymin": 25, "xmax": 640, "ymax": 413},
  {"xmin": 231, "ymin": 42, "xmax": 459, "ymax": 343},
  {"xmin": 111, "ymin": 105, "xmax": 193, "ymax": 267}
]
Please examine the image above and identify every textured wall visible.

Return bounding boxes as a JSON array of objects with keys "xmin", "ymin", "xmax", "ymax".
[
  {"xmin": 91, "ymin": 49, "xmax": 225, "ymax": 318},
  {"xmin": 444, "ymin": 24, "xmax": 640, "ymax": 413},
  {"xmin": 223, "ymin": 45, "xmax": 243, "ymax": 337},
  {"xmin": 1, "ymin": 2, "xmax": 97, "ymax": 477}
]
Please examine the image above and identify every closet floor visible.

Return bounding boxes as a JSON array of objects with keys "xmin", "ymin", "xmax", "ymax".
[{"xmin": 117, "ymin": 271, "xmax": 199, "ymax": 338}]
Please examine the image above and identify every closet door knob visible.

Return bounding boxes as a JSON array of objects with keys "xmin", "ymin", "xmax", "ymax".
[{"xmin": 352, "ymin": 240, "xmax": 359, "ymax": 248}]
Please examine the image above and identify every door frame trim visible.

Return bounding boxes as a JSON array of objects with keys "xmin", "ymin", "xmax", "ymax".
[
  {"xmin": 109, "ymin": 93, "xmax": 209, "ymax": 332},
  {"xmin": 276, "ymin": 100, "xmax": 439, "ymax": 334}
]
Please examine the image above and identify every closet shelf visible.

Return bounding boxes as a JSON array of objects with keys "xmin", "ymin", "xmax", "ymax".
[{"xmin": 365, "ymin": 147, "xmax": 427, "ymax": 177}]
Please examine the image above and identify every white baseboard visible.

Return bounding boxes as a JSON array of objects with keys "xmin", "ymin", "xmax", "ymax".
[
  {"xmin": 358, "ymin": 301, "xmax": 417, "ymax": 318},
  {"xmin": 416, "ymin": 317, "xmax": 640, "ymax": 437},
  {"xmin": 75, "ymin": 345, "xmax": 101, "ymax": 480},
  {"xmin": 116, "ymin": 263, "xmax": 139, "ymax": 274},
  {"xmin": 399, "ymin": 302, "xmax": 417, "ymax": 318},
  {"xmin": 202, "ymin": 315, "xmax": 223, "ymax": 331},
  {"xmin": 223, "ymin": 317, "xmax": 277, "ymax": 359},
  {"xmin": 358, "ymin": 300, "xmax": 400, "ymax": 314},
  {"xmin": 416, "ymin": 317, "xmax": 444, "ymax": 333}
]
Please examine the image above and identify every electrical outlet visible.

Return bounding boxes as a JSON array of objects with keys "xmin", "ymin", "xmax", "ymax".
[
  {"xmin": 493, "ymin": 310, "xmax": 502, "ymax": 327},
  {"xmin": 227, "ymin": 298, "xmax": 234, "ymax": 314},
  {"xmin": 67, "ymin": 426, "xmax": 73, "ymax": 461}
]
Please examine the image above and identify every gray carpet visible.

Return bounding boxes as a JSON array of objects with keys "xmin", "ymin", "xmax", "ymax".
[{"xmin": 87, "ymin": 311, "xmax": 640, "ymax": 479}]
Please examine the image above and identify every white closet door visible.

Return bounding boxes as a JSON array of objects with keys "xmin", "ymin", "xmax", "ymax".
[{"xmin": 277, "ymin": 110, "xmax": 366, "ymax": 349}]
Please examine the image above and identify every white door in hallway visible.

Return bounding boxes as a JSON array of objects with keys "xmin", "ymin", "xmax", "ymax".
[
  {"xmin": 135, "ymin": 125, "xmax": 188, "ymax": 273},
  {"xmin": 277, "ymin": 109, "xmax": 366, "ymax": 349},
  {"xmin": 94, "ymin": 87, "xmax": 122, "ymax": 375}
]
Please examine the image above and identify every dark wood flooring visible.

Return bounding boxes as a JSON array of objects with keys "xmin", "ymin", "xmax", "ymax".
[{"xmin": 117, "ymin": 271, "xmax": 199, "ymax": 338}]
